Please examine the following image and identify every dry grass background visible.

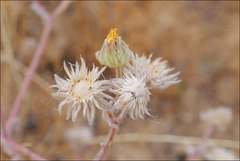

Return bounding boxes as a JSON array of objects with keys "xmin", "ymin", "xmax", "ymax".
[{"xmin": 1, "ymin": 1, "xmax": 239, "ymax": 160}]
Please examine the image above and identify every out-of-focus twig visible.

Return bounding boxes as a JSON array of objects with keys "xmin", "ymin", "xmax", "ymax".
[
  {"xmin": 30, "ymin": 1, "xmax": 50, "ymax": 22},
  {"xmin": 89, "ymin": 133, "xmax": 239, "ymax": 149},
  {"xmin": 1, "ymin": 19, "xmax": 51, "ymax": 94},
  {"xmin": 1, "ymin": 55, "xmax": 51, "ymax": 95},
  {"xmin": 6, "ymin": 1, "xmax": 72, "ymax": 132},
  {"xmin": 186, "ymin": 124, "xmax": 217, "ymax": 160},
  {"xmin": 52, "ymin": 1, "xmax": 72, "ymax": 17},
  {"xmin": 1, "ymin": 105, "xmax": 46, "ymax": 160},
  {"xmin": 1, "ymin": 106, "xmax": 9, "ymax": 147},
  {"xmin": 3, "ymin": 136, "xmax": 46, "ymax": 160}
]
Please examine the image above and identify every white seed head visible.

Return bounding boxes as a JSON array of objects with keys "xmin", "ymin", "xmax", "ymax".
[
  {"xmin": 203, "ymin": 148, "xmax": 238, "ymax": 160},
  {"xmin": 124, "ymin": 53, "xmax": 181, "ymax": 89},
  {"xmin": 50, "ymin": 56, "xmax": 114, "ymax": 125},
  {"xmin": 110, "ymin": 73, "xmax": 151, "ymax": 120},
  {"xmin": 200, "ymin": 106, "xmax": 233, "ymax": 131}
]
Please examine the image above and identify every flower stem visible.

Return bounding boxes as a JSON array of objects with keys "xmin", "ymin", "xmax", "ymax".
[
  {"xmin": 94, "ymin": 66, "xmax": 124, "ymax": 160},
  {"xmin": 93, "ymin": 127, "xmax": 116, "ymax": 160},
  {"xmin": 93, "ymin": 115, "xmax": 123, "ymax": 161},
  {"xmin": 186, "ymin": 124, "xmax": 217, "ymax": 160},
  {"xmin": 115, "ymin": 67, "xmax": 122, "ymax": 78}
]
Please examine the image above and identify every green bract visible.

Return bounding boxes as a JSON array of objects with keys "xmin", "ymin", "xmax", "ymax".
[{"xmin": 96, "ymin": 29, "xmax": 132, "ymax": 68}]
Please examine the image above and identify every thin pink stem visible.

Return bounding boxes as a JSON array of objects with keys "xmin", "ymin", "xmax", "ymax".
[
  {"xmin": 1, "ymin": 105, "xmax": 46, "ymax": 160},
  {"xmin": 94, "ymin": 127, "xmax": 116, "ymax": 161},
  {"xmin": 3, "ymin": 136, "xmax": 46, "ymax": 160},
  {"xmin": 186, "ymin": 124, "xmax": 217, "ymax": 160},
  {"xmin": 94, "ymin": 115, "xmax": 123, "ymax": 161},
  {"xmin": 30, "ymin": 1, "xmax": 50, "ymax": 21},
  {"xmin": 6, "ymin": 17, "xmax": 53, "ymax": 132},
  {"xmin": 6, "ymin": 1, "xmax": 71, "ymax": 132},
  {"xmin": 94, "ymin": 66, "xmax": 124, "ymax": 160},
  {"xmin": 1, "ymin": 105, "xmax": 8, "ymax": 139}
]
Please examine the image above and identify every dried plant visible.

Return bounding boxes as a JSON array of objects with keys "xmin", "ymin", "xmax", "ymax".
[
  {"xmin": 1, "ymin": 2, "xmax": 238, "ymax": 160},
  {"xmin": 51, "ymin": 28, "xmax": 181, "ymax": 160}
]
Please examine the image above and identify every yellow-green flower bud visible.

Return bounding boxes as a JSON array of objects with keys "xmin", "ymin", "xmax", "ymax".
[{"xmin": 96, "ymin": 29, "xmax": 132, "ymax": 68}]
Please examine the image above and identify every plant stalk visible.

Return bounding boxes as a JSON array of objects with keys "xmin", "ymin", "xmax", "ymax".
[{"xmin": 186, "ymin": 124, "xmax": 217, "ymax": 160}]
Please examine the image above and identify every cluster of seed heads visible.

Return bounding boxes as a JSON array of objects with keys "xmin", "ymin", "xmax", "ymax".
[{"xmin": 51, "ymin": 29, "xmax": 181, "ymax": 125}]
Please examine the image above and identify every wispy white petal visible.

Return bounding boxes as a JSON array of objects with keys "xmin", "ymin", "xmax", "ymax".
[
  {"xmin": 111, "ymin": 73, "xmax": 150, "ymax": 120},
  {"xmin": 50, "ymin": 56, "xmax": 113, "ymax": 125},
  {"xmin": 124, "ymin": 53, "xmax": 180, "ymax": 89}
]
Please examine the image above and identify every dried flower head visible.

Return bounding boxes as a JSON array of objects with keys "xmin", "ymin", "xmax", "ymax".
[
  {"xmin": 200, "ymin": 106, "xmax": 233, "ymax": 131},
  {"xmin": 203, "ymin": 148, "xmax": 238, "ymax": 160},
  {"xmin": 50, "ymin": 56, "xmax": 113, "ymax": 125},
  {"xmin": 110, "ymin": 73, "xmax": 151, "ymax": 119},
  {"xmin": 124, "ymin": 53, "xmax": 181, "ymax": 89},
  {"xmin": 96, "ymin": 28, "xmax": 132, "ymax": 68}
]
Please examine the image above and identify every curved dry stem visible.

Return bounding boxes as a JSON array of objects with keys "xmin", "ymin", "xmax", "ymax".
[
  {"xmin": 1, "ymin": 105, "xmax": 46, "ymax": 160},
  {"xmin": 186, "ymin": 125, "xmax": 217, "ymax": 160},
  {"xmin": 89, "ymin": 133, "xmax": 239, "ymax": 149},
  {"xmin": 6, "ymin": 1, "xmax": 71, "ymax": 132}
]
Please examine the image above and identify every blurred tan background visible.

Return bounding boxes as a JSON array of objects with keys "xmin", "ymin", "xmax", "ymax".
[{"xmin": 1, "ymin": 1, "xmax": 239, "ymax": 160}]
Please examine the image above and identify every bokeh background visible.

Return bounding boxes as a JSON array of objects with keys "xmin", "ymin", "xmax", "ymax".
[{"xmin": 1, "ymin": 1, "xmax": 239, "ymax": 160}]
